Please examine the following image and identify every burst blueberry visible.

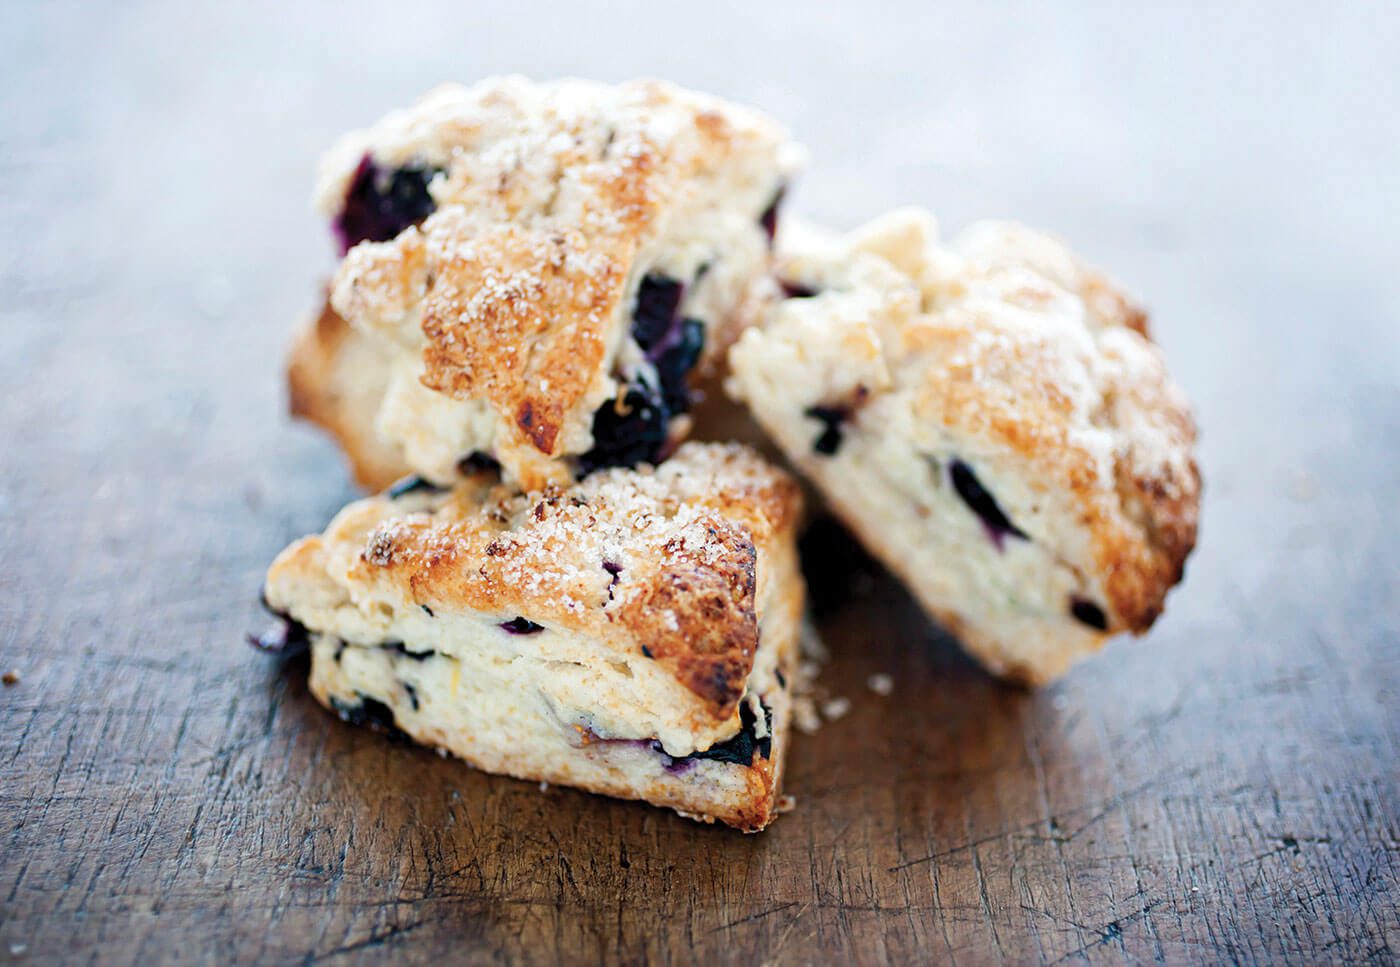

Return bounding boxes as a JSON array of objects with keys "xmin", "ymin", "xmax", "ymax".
[
  {"xmin": 949, "ymin": 459, "xmax": 1029, "ymax": 549},
  {"xmin": 333, "ymin": 155, "xmax": 441, "ymax": 254},
  {"xmin": 653, "ymin": 318, "xmax": 705, "ymax": 414},
  {"xmin": 330, "ymin": 694, "xmax": 409, "ymax": 741},
  {"xmin": 682, "ymin": 700, "xmax": 772, "ymax": 767},
  {"xmin": 631, "ymin": 275, "xmax": 685, "ymax": 351},
  {"xmin": 804, "ymin": 405, "xmax": 848, "ymax": 456},
  {"xmin": 759, "ymin": 186, "xmax": 785, "ymax": 244},
  {"xmin": 577, "ymin": 386, "xmax": 671, "ymax": 474},
  {"xmin": 1070, "ymin": 598, "xmax": 1108, "ymax": 630}
]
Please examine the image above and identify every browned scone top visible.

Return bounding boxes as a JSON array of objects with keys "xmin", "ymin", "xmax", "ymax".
[
  {"xmin": 321, "ymin": 77, "xmax": 801, "ymax": 488},
  {"xmin": 265, "ymin": 442, "xmax": 803, "ymax": 725}
]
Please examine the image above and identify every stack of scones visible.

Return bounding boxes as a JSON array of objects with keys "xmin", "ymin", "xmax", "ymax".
[{"xmin": 255, "ymin": 77, "xmax": 1199, "ymax": 831}]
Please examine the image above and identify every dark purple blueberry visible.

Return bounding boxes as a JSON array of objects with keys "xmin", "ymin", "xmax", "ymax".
[
  {"xmin": 804, "ymin": 405, "xmax": 849, "ymax": 456},
  {"xmin": 387, "ymin": 475, "xmax": 447, "ymax": 500},
  {"xmin": 949, "ymin": 459, "xmax": 1028, "ymax": 549},
  {"xmin": 759, "ymin": 186, "xmax": 786, "ymax": 245},
  {"xmin": 631, "ymin": 274, "xmax": 685, "ymax": 352},
  {"xmin": 334, "ymin": 156, "xmax": 442, "ymax": 254},
  {"xmin": 330, "ymin": 694, "xmax": 410, "ymax": 742},
  {"xmin": 653, "ymin": 317, "xmax": 705, "ymax": 414},
  {"xmin": 674, "ymin": 700, "xmax": 771, "ymax": 769},
  {"xmin": 603, "ymin": 561, "xmax": 623, "ymax": 600},
  {"xmin": 246, "ymin": 614, "xmax": 309, "ymax": 656},
  {"xmin": 388, "ymin": 641, "xmax": 435, "ymax": 661},
  {"xmin": 641, "ymin": 645, "xmax": 654, "ymax": 659},
  {"xmin": 650, "ymin": 741, "xmax": 698, "ymax": 775},
  {"xmin": 420, "ymin": 604, "xmax": 434, "ymax": 617},
  {"xmin": 457, "ymin": 451, "xmax": 502, "ymax": 476},
  {"xmin": 775, "ymin": 668, "xmax": 787, "ymax": 689},
  {"xmin": 1071, "ymin": 598, "xmax": 1108, "ymax": 630},
  {"xmin": 402, "ymin": 682, "xmax": 420, "ymax": 712},
  {"xmin": 499, "ymin": 616, "xmax": 545, "ymax": 635},
  {"xmin": 780, "ymin": 280, "xmax": 818, "ymax": 299},
  {"xmin": 577, "ymin": 386, "xmax": 670, "ymax": 474}
]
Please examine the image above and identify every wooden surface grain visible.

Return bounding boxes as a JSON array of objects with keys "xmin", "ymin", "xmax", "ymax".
[{"xmin": 2, "ymin": 3, "xmax": 1397, "ymax": 963}]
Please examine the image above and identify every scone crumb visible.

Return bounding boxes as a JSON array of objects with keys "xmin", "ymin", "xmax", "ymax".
[
  {"xmin": 775, "ymin": 794, "xmax": 797, "ymax": 814},
  {"xmin": 2, "ymin": 670, "xmax": 19, "ymax": 686},
  {"xmin": 539, "ymin": 781, "xmax": 550, "ymax": 792},
  {"xmin": 866, "ymin": 673, "xmax": 893, "ymax": 696},
  {"xmin": 793, "ymin": 696, "xmax": 823, "ymax": 734},
  {"xmin": 821, "ymin": 697, "xmax": 851, "ymax": 721}
]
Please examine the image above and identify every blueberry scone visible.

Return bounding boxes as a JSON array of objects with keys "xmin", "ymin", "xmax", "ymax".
[
  {"xmin": 727, "ymin": 209, "xmax": 1200, "ymax": 685},
  {"xmin": 262, "ymin": 442, "xmax": 805, "ymax": 831},
  {"xmin": 307, "ymin": 76, "xmax": 801, "ymax": 491}
]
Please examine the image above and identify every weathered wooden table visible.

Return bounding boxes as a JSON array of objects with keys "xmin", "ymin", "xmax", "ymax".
[{"xmin": 3, "ymin": 4, "xmax": 1396, "ymax": 963}]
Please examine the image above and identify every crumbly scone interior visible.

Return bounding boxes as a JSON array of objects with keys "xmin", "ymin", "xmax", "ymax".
[
  {"xmin": 265, "ymin": 443, "xmax": 802, "ymax": 744},
  {"xmin": 727, "ymin": 210, "xmax": 1198, "ymax": 683},
  {"xmin": 303, "ymin": 527, "xmax": 799, "ymax": 830},
  {"xmin": 321, "ymin": 78, "xmax": 803, "ymax": 488}
]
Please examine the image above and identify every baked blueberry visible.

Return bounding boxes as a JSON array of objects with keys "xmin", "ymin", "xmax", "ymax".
[
  {"xmin": 330, "ymin": 694, "xmax": 411, "ymax": 741},
  {"xmin": 631, "ymin": 275, "xmax": 686, "ymax": 352},
  {"xmin": 780, "ymin": 280, "xmax": 818, "ymax": 298},
  {"xmin": 692, "ymin": 700, "xmax": 771, "ymax": 767},
  {"xmin": 333, "ymin": 156, "xmax": 440, "ymax": 254},
  {"xmin": 1070, "ymin": 598, "xmax": 1108, "ymax": 630},
  {"xmin": 577, "ymin": 386, "xmax": 670, "ymax": 474},
  {"xmin": 760, "ymin": 186, "xmax": 785, "ymax": 244},
  {"xmin": 949, "ymin": 459, "xmax": 1029, "ymax": 549},
  {"xmin": 389, "ymin": 641, "xmax": 435, "ymax": 660},
  {"xmin": 804, "ymin": 405, "xmax": 848, "ymax": 456},
  {"xmin": 653, "ymin": 318, "xmax": 705, "ymax": 414}
]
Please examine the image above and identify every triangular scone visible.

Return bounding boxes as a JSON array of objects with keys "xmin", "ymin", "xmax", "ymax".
[
  {"xmin": 727, "ymin": 209, "xmax": 1200, "ymax": 685},
  {"xmin": 262, "ymin": 443, "xmax": 805, "ymax": 831},
  {"xmin": 304, "ymin": 76, "xmax": 803, "ymax": 491}
]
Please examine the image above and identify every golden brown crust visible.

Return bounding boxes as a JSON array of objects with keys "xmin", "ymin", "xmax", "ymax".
[
  {"xmin": 268, "ymin": 442, "xmax": 802, "ymax": 722},
  {"xmin": 611, "ymin": 521, "xmax": 758, "ymax": 710},
  {"xmin": 286, "ymin": 297, "xmax": 408, "ymax": 491},
  {"xmin": 416, "ymin": 220, "xmax": 628, "ymax": 458},
  {"xmin": 900, "ymin": 319, "xmax": 1199, "ymax": 634}
]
